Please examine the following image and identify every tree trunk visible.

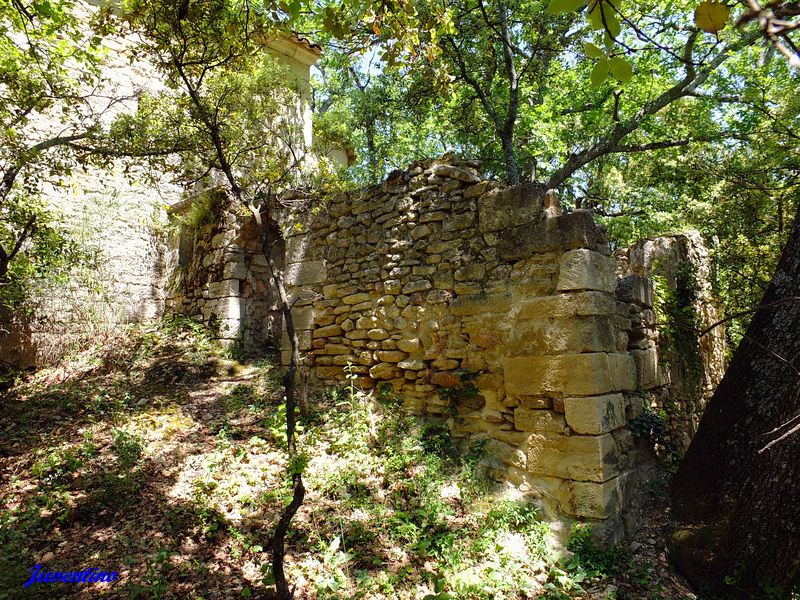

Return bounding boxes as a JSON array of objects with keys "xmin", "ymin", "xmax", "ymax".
[
  {"xmin": 500, "ymin": 130, "xmax": 519, "ymax": 185},
  {"xmin": 671, "ymin": 202, "xmax": 800, "ymax": 595},
  {"xmin": 257, "ymin": 215, "xmax": 305, "ymax": 600}
]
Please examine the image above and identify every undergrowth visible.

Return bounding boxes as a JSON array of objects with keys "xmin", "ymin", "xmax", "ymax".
[{"xmin": 1, "ymin": 320, "xmax": 665, "ymax": 599}]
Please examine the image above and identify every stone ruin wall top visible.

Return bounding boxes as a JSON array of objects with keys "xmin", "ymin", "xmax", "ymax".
[{"xmin": 279, "ymin": 157, "xmax": 650, "ymax": 534}]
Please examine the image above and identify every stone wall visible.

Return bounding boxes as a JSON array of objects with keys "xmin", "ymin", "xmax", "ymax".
[
  {"xmin": 278, "ymin": 157, "xmax": 645, "ymax": 535},
  {"xmin": 165, "ymin": 191, "xmax": 283, "ymax": 353},
  {"xmin": 617, "ymin": 232, "xmax": 726, "ymax": 453},
  {"xmin": 0, "ymin": 1, "xmax": 321, "ymax": 369}
]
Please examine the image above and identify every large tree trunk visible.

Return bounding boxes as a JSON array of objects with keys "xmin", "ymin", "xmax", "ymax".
[{"xmin": 671, "ymin": 203, "xmax": 800, "ymax": 595}]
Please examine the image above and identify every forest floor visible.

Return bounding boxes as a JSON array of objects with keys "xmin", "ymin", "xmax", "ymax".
[{"xmin": 1, "ymin": 320, "xmax": 699, "ymax": 599}]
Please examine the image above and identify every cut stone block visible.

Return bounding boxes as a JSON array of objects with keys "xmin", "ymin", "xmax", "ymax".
[
  {"xmin": 514, "ymin": 409, "xmax": 566, "ymax": 433},
  {"xmin": 526, "ymin": 432, "xmax": 619, "ymax": 482},
  {"xmin": 504, "ymin": 353, "xmax": 631, "ymax": 396},
  {"xmin": 608, "ymin": 353, "xmax": 637, "ymax": 391},
  {"xmin": 508, "ymin": 316, "xmax": 616, "ymax": 355},
  {"xmin": 517, "ymin": 292, "xmax": 615, "ymax": 319},
  {"xmin": 290, "ymin": 306, "xmax": 314, "ymax": 330},
  {"xmin": 207, "ymin": 279, "xmax": 239, "ymax": 298},
  {"xmin": 563, "ymin": 394, "xmax": 626, "ymax": 435},
  {"xmin": 479, "ymin": 183, "xmax": 545, "ymax": 232},
  {"xmin": 631, "ymin": 347, "xmax": 659, "ymax": 389},
  {"xmin": 285, "ymin": 260, "xmax": 326, "ymax": 286},
  {"xmin": 568, "ymin": 477, "xmax": 625, "ymax": 519},
  {"xmin": 556, "ymin": 249, "xmax": 617, "ymax": 293},
  {"xmin": 498, "ymin": 211, "xmax": 605, "ymax": 259},
  {"xmin": 616, "ymin": 275, "xmax": 654, "ymax": 307}
]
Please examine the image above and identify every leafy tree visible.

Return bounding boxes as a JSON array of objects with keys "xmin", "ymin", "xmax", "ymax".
[
  {"xmin": 0, "ymin": 0, "xmax": 110, "ymax": 309},
  {"xmin": 118, "ymin": 1, "xmax": 324, "ymax": 596}
]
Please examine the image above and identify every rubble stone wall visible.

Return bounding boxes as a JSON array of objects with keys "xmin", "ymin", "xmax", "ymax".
[
  {"xmin": 165, "ymin": 191, "xmax": 283, "ymax": 353},
  {"xmin": 617, "ymin": 232, "xmax": 726, "ymax": 453},
  {"xmin": 279, "ymin": 157, "xmax": 646, "ymax": 533}
]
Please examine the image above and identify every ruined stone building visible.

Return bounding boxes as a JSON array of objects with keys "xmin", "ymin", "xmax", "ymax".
[
  {"xmin": 165, "ymin": 156, "xmax": 726, "ymax": 538},
  {"xmin": 1, "ymin": 2, "xmax": 726, "ymax": 536}
]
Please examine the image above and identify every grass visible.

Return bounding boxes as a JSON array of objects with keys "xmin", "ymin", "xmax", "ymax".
[{"xmin": 0, "ymin": 320, "xmax": 674, "ymax": 599}]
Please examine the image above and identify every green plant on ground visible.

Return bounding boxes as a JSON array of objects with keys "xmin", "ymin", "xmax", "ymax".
[{"xmin": 111, "ymin": 427, "xmax": 146, "ymax": 468}]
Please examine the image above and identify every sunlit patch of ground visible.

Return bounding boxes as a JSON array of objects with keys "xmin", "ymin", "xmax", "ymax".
[{"xmin": 1, "ymin": 321, "xmax": 694, "ymax": 599}]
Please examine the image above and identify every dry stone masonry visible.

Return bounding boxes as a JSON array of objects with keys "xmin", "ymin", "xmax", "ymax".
[
  {"xmin": 616, "ymin": 232, "xmax": 726, "ymax": 453},
  {"xmin": 279, "ymin": 157, "xmax": 646, "ymax": 535},
  {"xmin": 165, "ymin": 191, "xmax": 284, "ymax": 353}
]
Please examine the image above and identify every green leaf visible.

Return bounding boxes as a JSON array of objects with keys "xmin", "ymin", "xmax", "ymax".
[
  {"xmin": 547, "ymin": 0, "xmax": 585, "ymax": 14},
  {"xmin": 591, "ymin": 59, "xmax": 609, "ymax": 87},
  {"xmin": 241, "ymin": 587, "xmax": 252, "ymax": 598},
  {"xmin": 609, "ymin": 56, "xmax": 633, "ymax": 83},
  {"xmin": 605, "ymin": 10, "xmax": 621, "ymax": 37},
  {"xmin": 583, "ymin": 42, "xmax": 605, "ymax": 58},
  {"xmin": 587, "ymin": 2, "xmax": 605, "ymax": 29}
]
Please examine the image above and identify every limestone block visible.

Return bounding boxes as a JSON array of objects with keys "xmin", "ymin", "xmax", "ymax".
[
  {"xmin": 443, "ymin": 212, "xmax": 475, "ymax": 232},
  {"xmin": 454, "ymin": 263, "xmax": 486, "ymax": 281},
  {"xmin": 369, "ymin": 362, "xmax": 400, "ymax": 380},
  {"xmin": 398, "ymin": 358, "xmax": 425, "ymax": 370},
  {"xmin": 290, "ymin": 306, "xmax": 314, "ymax": 330},
  {"xmin": 377, "ymin": 350, "xmax": 407, "ymax": 363},
  {"xmin": 510, "ymin": 316, "xmax": 616, "ymax": 355},
  {"xmin": 312, "ymin": 324, "xmax": 344, "ymax": 339},
  {"xmin": 479, "ymin": 183, "xmax": 544, "ymax": 232},
  {"xmin": 402, "ymin": 280, "xmax": 432, "ymax": 294},
  {"xmin": 608, "ymin": 353, "xmax": 637, "ymax": 391},
  {"xmin": 208, "ymin": 279, "xmax": 239, "ymax": 298},
  {"xmin": 431, "ymin": 357, "xmax": 459, "ymax": 370},
  {"xmin": 397, "ymin": 338, "xmax": 422, "ymax": 353},
  {"xmin": 323, "ymin": 284, "xmax": 340, "ymax": 299},
  {"xmin": 631, "ymin": 347, "xmax": 658, "ymax": 389},
  {"xmin": 484, "ymin": 439, "xmax": 526, "ymax": 469},
  {"xmin": 615, "ymin": 275, "xmax": 653, "ymax": 308},
  {"xmin": 223, "ymin": 260, "xmax": 248, "ymax": 280},
  {"xmin": 324, "ymin": 344, "xmax": 351, "ymax": 355},
  {"xmin": 285, "ymin": 260, "xmax": 327, "ymax": 286},
  {"xmin": 316, "ymin": 366, "xmax": 344, "ymax": 380},
  {"xmin": 342, "ymin": 292, "xmax": 371, "ymax": 305},
  {"xmin": 356, "ymin": 316, "xmax": 379, "ymax": 330},
  {"xmin": 384, "ymin": 280, "xmax": 402, "ymax": 295},
  {"xmin": 505, "ymin": 354, "xmax": 612, "ymax": 396},
  {"xmin": 526, "ymin": 432, "xmax": 619, "ymax": 482},
  {"xmin": 514, "ymin": 409, "xmax": 566, "ymax": 433},
  {"xmin": 345, "ymin": 329, "xmax": 369, "ymax": 340},
  {"xmin": 281, "ymin": 329, "xmax": 312, "ymax": 351},
  {"xmin": 498, "ymin": 211, "xmax": 605, "ymax": 260},
  {"xmin": 517, "ymin": 292, "xmax": 615, "ymax": 319},
  {"xmin": 450, "ymin": 292, "xmax": 512, "ymax": 316},
  {"xmin": 368, "ymin": 328, "xmax": 390, "ymax": 341},
  {"xmin": 214, "ymin": 296, "xmax": 241, "ymax": 321},
  {"xmin": 431, "ymin": 164, "xmax": 481, "ymax": 182},
  {"xmin": 285, "ymin": 235, "xmax": 312, "ymax": 263},
  {"xmin": 563, "ymin": 394, "xmax": 626, "ymax": 435},
  {"xmin": 568, "ymin": 477, "xmax": 625, "ymax": 519},
  {"xmin": 556, "ymin": 250, "xmax": 617, "ymax": 293},
  {"xmin": 331, "ymin": 354, "xmax": 357, "ymax": 365}
]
